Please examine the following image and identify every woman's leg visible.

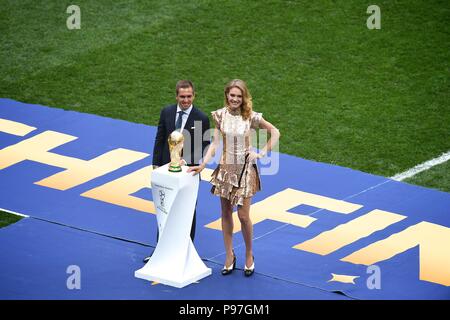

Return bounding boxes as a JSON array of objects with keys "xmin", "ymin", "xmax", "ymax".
[
  {"xmin": 237, "ymin": 197, "xmax": 254, "ymax": 268},
  {"xmin": 220, "ymin": 197, "xmax": 234, "ymax": 267}
]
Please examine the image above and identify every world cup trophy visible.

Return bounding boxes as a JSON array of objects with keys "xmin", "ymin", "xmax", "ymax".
[{"xmin": 168, "ymin": 131, "xmax": 184, "ymax": 172}]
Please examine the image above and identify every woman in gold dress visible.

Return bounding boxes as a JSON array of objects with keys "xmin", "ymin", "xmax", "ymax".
[{"xmin": 188, "ymin": 79, "xmax": 280, "ymax": 276}]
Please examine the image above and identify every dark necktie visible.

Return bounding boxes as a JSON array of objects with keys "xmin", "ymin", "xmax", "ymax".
[{"xmin": 175, "ymin": 111, "xmax": 185, "ymax": 131}]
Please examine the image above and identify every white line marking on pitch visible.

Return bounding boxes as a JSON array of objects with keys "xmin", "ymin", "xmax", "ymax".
[
  {"xmin": 391, "ymin": 150, "xmax": 450, "ymax": 181},
  {"xmin": 0, "ymin": 207, "xmax": 29, "ymax": 217}
]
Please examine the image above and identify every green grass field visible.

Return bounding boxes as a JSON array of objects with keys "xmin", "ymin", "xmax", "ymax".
[
  {"xmin": 0, "ymin": 210, "xmax": 22, "ymax": 228},
  {"xmin": 0, "ymin": 1, "xmax": 449, "ymax": 225}
]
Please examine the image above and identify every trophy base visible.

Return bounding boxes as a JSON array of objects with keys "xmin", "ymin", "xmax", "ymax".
[{"xmin": 168, "ymin": 165, "xmax": 182, "ymax": 172}]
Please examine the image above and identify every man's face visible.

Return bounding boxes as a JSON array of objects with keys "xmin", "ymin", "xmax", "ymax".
[{"xmin": 176, "ymin": 87, "xmax": 195, "ymax": 110}]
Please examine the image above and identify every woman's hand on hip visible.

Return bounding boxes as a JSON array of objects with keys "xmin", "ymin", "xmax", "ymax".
[{"xmin": 247, "ymin": 151, "xmax": 262, "ymax": 162}]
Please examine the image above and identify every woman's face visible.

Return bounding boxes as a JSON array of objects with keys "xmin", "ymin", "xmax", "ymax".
[{"xmin": 227, "ymin": 87, "xmax": 243, "ymax": 110}]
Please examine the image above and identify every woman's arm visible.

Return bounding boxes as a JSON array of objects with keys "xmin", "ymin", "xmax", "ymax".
[
  {"xmin": 187, "ymin": 126, "xmax": 221, "ymax": 175},
  {"xmin": 248, "ymin": 118, "xmax": 280, "ymax": 162}
]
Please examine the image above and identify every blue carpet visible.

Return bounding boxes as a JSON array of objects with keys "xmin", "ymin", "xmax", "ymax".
[
  {"xmin": 0, "ymin": 218, "xmax": 349, "ymax": 300},
  {"xmin": 0, "ymin": 98, "xmax": 449, "ymax": 299}
]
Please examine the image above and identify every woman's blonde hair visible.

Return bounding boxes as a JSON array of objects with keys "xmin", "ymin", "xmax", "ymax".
[{"xmin": 224, "ymin": 79, "xmax": 253, "ymax": 120}]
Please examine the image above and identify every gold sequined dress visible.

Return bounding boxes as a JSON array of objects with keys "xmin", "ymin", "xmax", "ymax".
[{"xmin": 210, "ymin": 107, "xmax": 263, "ymax": 206}]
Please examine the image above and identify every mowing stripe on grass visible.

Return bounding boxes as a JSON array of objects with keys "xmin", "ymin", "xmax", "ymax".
[{"xmin": 391, "ymin": 150, "xmax": 450, "ymax": 181}]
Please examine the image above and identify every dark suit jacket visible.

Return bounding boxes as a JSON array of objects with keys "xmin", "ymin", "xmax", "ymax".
[{"xmin": 152, "ymin": 104, "xmax": 210, "ymax": 167}]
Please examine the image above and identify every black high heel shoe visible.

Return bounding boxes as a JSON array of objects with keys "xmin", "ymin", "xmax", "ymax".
[
  {"xmin": 244, "ymin": 256, "xmax": 255, "ymax": 277},
  {"xmin": 221, "ymin": 251, "xmax": 236, "ymax": 275}
]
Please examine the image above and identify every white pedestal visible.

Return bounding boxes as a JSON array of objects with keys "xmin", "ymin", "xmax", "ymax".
[{"xmin": 134, "ymin": 164, "xmax": 212, "ymax": 288}]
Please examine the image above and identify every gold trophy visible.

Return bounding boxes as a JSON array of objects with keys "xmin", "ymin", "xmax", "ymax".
[{"xmin": 168, "ymin": 131, "xmax": 184, "ymax": 172}]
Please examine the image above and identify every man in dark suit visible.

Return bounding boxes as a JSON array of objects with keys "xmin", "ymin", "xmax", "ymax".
[{"xmin": 143, "ymin": 80, "xmax": 210, "ymax": 263}]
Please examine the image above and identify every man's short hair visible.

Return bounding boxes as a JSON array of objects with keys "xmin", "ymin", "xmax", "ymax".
[{"xmin": 176, "ymin": 80, "xmax": 195, "ymax": 95}]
